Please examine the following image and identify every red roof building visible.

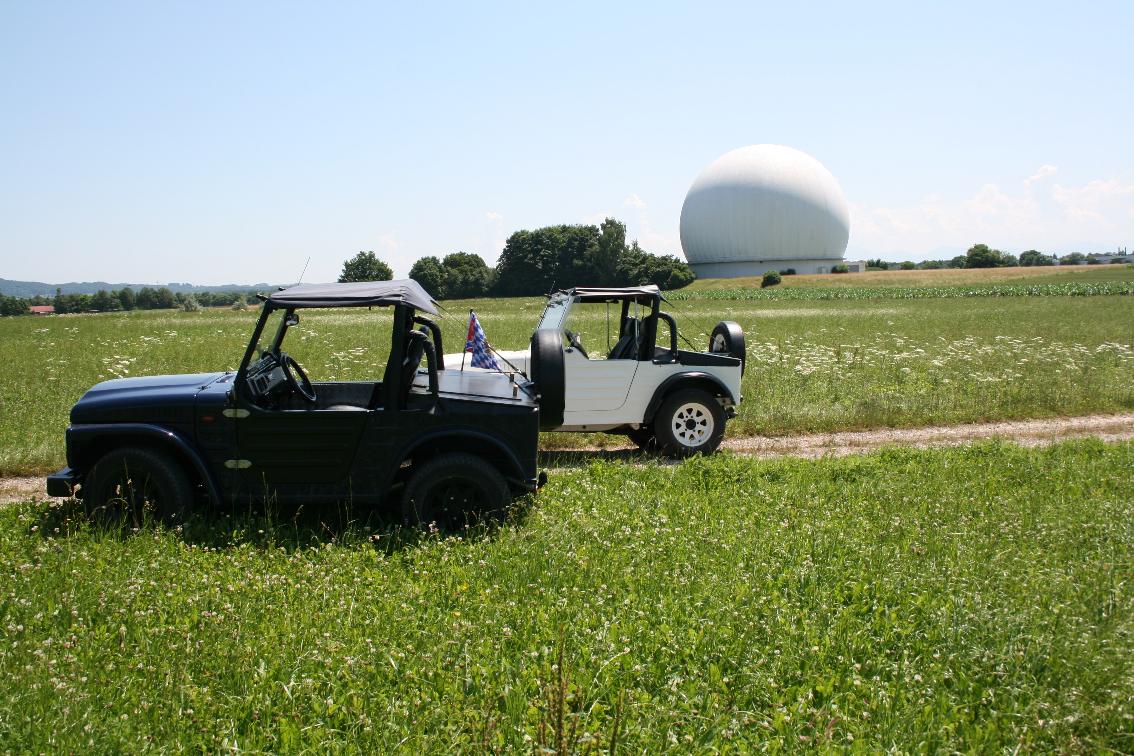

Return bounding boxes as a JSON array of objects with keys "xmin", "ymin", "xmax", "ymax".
[{"xmin": 28, "ymin": 305, "xmax": 55, "ymax": 315}]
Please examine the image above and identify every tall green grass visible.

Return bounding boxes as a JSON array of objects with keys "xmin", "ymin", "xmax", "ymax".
[
  {"xmin": 2, "ymin": 294, "xmax": 1132, "ymax": 475},
  {"xmin": 0, "ymin": 441, "xmax": 1130, "ymax": 750}
]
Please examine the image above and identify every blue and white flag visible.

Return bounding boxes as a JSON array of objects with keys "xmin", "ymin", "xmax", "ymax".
[{"xmin": 465, "ymin": 311, "xmax": 501, "ymax": 370}]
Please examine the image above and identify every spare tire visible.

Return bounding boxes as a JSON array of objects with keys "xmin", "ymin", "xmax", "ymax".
[
  {"xmin": 530, "ymin": 329, "xmax": 565, "ymax": 429},
  {"xmin": 710, "ymin": 321, "xmax": 746, "ymax": 374}
]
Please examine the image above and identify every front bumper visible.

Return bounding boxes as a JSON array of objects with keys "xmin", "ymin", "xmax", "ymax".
[{"xmin": 46, "ymin": 467, "xmax": 80, "ymax": 497}]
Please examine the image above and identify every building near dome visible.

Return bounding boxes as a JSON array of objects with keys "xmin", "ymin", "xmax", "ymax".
[{"xmin": 680, "ymin": 144, "xmax": 855, "ymax": 278}]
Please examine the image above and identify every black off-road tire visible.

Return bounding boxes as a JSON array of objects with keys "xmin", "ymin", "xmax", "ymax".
[
  {"xmin": 653, "ymin": 388, "xmax": 727, "ymax": 458},
  {"xmin": 710, "ymin": 321, "xmax": 746, "ymax": 374},
  {"xmin": 530, "ymin": 329, "xmax": 565, "ymax": 429},
  {"xmin": 84, "ymin": 446, "xmax": 192, "ymax": 528},
  {"xmin": 402, "ymin": 453, "xmax": 511, "ymax": 532}
]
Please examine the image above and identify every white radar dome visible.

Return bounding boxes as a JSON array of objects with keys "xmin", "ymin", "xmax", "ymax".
[{"xmin": 679, "ymin": 145, "xmax": 850, "ymax": 277}]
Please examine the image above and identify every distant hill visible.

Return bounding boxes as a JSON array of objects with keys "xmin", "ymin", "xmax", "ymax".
[{"xmin": 0, "ymin": 278, "xmax": 280, "ymax": 298}]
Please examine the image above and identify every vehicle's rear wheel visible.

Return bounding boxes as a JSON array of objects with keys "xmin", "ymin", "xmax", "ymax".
[
  {"xmin": 653, "ymin": 388, "xmax": 726, "ymax": 457},
  {"xmin": 530, "ymin": 329, "xmax": 565, "ymax": 429},
  {"xmin": 710, "ymin": 321, "xmax": 746, "ymax": 374},
  {"xmin": 402, "ymin": 453, "xmax": 511, "ymax": 532},
  {"xmin": 84, "ymin": 447, "xmax": 192, "ymax": 528}
]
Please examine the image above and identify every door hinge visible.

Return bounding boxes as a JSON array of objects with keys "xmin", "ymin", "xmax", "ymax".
[
  {"xmin": 224, "ymin": 459, "xmax": 252, "ymax": 469},
  {"xmin": 222, "ymin": 408, "xmax": 250, "ymax": 419}
]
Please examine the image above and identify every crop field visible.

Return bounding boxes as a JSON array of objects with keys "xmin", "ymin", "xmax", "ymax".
[
  {"xmin": 1, "ymin": 285, "xmax": 1132, "ymax": 475},
  {"xmin": 1, "ymin": 441, "xmax": 1131, "ymax": 750},
  {"xmin": 687, "ymin": 262, "xmax": 1134, "ymax": 290}
]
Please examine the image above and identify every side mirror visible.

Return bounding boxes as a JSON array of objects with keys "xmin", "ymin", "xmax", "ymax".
[{"xmin": 285, "ymin": 313, "xmax": 300, "ymax": 327}]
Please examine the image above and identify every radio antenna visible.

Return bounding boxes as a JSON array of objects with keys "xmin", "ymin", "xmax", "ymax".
[{"xmin": 296, "ymin": 256, "xmax": 311, "ymax": 285}]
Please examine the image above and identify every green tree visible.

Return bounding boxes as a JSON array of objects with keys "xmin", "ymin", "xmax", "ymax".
[
  {"xmin": 136, "ymin": 287, "xmax": 157, "ymax": 309},
  {"xmin": 408, "ymin": 256, "xmax": 447, "ymax": 298},
  {"xmin": 1059, "ymin": 252, "xmax": 1087, "ymax": 265},
  {"xmin": 118, "ymin": 287, "xmax": 136, "ymax": 310},
  {"xmin": 1018, "ymin": 249, "xmax": 1050, "ymax": 266},
  {"xmin": 494, "ymin": 225, "xmax": 600, "ymax": 296},
  {"xmin": 615, "ymin": 242, "xmax": 695, "ymax": 289},
  {"xmin": 591, "ymin": 218, "xmax": 626, "ymax": 286},
  {"xmin": 761, "ymin": 270, "xmax": 782, "ymax": 288},
  {"xmin": 0, "ymin": 295, "xmax": 30, "ymax": 316},
  {"xmin": 442, "ymin": 252, "xmax": 491, "ymax": 298},
  {"xmin": 155, "ymin": 287, "xmax": 176, "ymax": 309},
  {"xmin": 964, "ymin": 243, "xmax": 1014, "ymax": 268},
  {"xmin": 338, "ymin": 251, "xmax": 394, "ymax": 283},
  {"xmin": 91, "ymin": 289, "xmax": 119, "ymax": 312}
]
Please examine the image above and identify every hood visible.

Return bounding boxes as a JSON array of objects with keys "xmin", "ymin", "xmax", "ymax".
[
  {"xmin": 70, "ymin": 372, "xmax": 228, "ymax": 425},
  {"xmin": 442, "ymin": 350, "xmax": 530, "ymax": 376}
]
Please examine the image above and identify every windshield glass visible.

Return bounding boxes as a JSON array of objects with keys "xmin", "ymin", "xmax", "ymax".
[
  {"xmin": 536, "ymin": 294, "xmax": 571, "ymax": 332},
  {"xmin": 246, "ymin": 305, "xmax": 395, "ymax": 382},
  {"xmin": 250, "ymin": 307, "xmax": 287, "ymax": 363}
]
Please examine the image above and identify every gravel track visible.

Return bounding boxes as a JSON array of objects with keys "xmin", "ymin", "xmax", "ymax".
[{"xmin": 3, "ymin": 413, "xmax": 1133, "ymax": 504}]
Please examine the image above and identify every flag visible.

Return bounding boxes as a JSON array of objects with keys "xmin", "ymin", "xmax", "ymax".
[{"xmin": 465, "ymin": 311, "xmax": 501, "ymax": 370}]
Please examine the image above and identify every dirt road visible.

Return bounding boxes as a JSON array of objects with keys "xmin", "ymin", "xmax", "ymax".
[{"xmin": 4, "ymin": 413, "xmax": 1133, "ymax": 504}]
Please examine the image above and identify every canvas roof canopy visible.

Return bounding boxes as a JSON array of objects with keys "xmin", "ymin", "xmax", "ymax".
[
  {"xmin": 266, "ymin": 280, "xmax": 438, "ymax": 314},
  {"xmin": 565, "ymin": 285, "xmax": 663, "ymax": 303}
]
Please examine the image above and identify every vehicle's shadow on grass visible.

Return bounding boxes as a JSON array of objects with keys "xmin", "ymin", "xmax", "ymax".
[
  {"xmin": 27, "ymin": 492, "xmax": 536, "ymax": 554},
  {"xmin": 539, "ymin": 447, "xmax": 667, "ymax": 468}
]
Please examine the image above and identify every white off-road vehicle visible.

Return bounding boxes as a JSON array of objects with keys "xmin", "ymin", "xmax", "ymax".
[{"xmin": 444, "ymin": 286, "xmax": 745, "ymax": 456}]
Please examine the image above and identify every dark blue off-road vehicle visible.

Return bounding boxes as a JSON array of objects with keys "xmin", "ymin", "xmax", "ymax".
[{"xmin": 46, "ymin": 280, "xmax": 544, "ymax": 528}]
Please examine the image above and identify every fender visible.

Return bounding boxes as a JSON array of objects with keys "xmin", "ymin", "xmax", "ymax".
[
  {"xmin": 398, "ymin": 427, "xmax": 532, "ymax": 484},
  {"xmin": 66, "ymin": 423, "xmax": 223, "ymax": 505},
  {"xmin": 643, "ymin": 372, "xmax": 738, "ymax": 424}
]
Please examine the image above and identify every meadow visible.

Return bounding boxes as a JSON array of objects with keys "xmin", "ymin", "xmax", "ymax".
[
  {"xmin": 0, "ymin": 441, "xmax": 1130, "ymax": 750},
  {"xmin": 1, "ymin": 283, "xmax": 1132, "ymax": 475}
]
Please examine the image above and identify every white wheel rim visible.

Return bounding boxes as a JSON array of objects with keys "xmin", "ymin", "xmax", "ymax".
[
  {"xmin": 712, "ymin": 334, "xmax": 727, "ymax": 352},
  {"xmin": 672, "ymin": 402, "xmax": 714, "ymax": 447}
]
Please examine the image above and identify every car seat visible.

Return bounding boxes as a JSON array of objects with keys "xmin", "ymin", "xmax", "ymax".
[{"xmin": 607, "ymin": 318, "xmax": 640, "ymax": 360}]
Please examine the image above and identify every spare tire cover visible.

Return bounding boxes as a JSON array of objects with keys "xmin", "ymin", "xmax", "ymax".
[
  {"xmin": 530, "ymin": 329, "xmax": 565, "ymax": 428},
  {"xmin": 710, "ymin": 321, "xmax": 746, "ymax": 374}
]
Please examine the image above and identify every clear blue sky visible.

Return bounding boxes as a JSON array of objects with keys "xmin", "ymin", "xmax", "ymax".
[{"xmin": 2, "ymin": 1, "xmax": 1131, "ymax": 284}]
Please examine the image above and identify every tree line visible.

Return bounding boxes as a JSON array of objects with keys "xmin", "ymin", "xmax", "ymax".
[
  {"xmin": 0, "ymin": 287, "xmax": 260, "ymax": 317},
  {"xmin": 868, "ymin": 244, "xmax": 1126, "ymax": 271},
  {"xmin": 338, "ymin": 217, "xmax": 697, "ymax": 299}
]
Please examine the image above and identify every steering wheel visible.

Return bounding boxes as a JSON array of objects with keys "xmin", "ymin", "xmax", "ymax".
[
  {"xmin": 280, "ymin": 352, "xmax": 317, "ymax": 403},
  {"xmin": 565, "ymin": 330, "xmax": 589, "ymax": 359}
]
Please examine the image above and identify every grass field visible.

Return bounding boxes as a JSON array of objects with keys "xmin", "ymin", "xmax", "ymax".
[
  {"xmin": 1, "ymin": 285, "xmax": 1132, "ymax": 475},
  {"xmin": 0, "ymin": 441, "xmax": 1130, "ymax": 750},
  {"xmin": 687, "ymin": 262, "xmax": 1134, "ymax": 290}
]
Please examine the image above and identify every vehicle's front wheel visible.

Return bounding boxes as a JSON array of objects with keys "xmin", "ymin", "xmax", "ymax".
[
  {"xmin": 653, "ymin": 389, "xmax": 726, "ymax": 457},
  {"xmin": 84, "ymin": 447, "xmax": 192, "ymax": 528},
  {"xmin": 402, "ymin": 453, "xmax": 511, "ymax": 532}
]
